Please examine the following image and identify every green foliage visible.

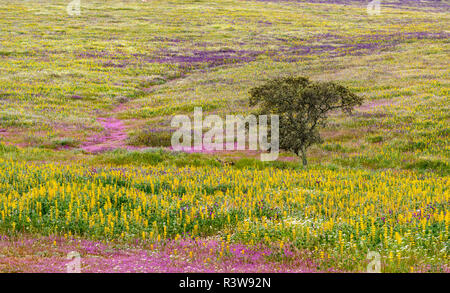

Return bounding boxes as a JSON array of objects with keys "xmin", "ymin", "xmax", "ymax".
[
  {"xmin": 46, "ymin": 137, "xmax": 79, "ymax": 149},
  {"xmin": 322, "ymin": 143, "xmax": 345, "ymax": 152},
  {"xmin": 406, "ymin": 159, "xmax": 449, "ymax": 175},
  {"xmin": 92, "ymin": 148, "xmax": 222, "ymax": 168},
  {"xmin": 367, "ymin": 135, "xmax": 384, "ymax": 143},
  {"xmin": 128, "ymin": 128, "xmax": 174, "ymax": 147},
  {"xmin": 94, "ymin": 148, "xmax": 166, "ymax": 165},
  {"xmin": 233, "ymin": 157, "xmax": 300, "ymax": 170},
  {"xmin": 249, "ymin": 76, "xmax": 363, "ymax": 165},
  {"xmin": 399, "ymin": 141, "xmax": 427, "ymax": 152},
  {"xmin": 0, "ymin": 143, "xmax": 18, "ymax": 154}
]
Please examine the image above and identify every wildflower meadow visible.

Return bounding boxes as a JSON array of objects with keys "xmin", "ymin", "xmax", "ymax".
[{"xmin": 0, "ymin": 0, "xmax": 448, "ymax": 274}]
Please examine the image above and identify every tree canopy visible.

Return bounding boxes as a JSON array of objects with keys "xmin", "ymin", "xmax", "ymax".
[{"xmin": 249, "ymin": 76, "xmax": 363, "ymax": 165}]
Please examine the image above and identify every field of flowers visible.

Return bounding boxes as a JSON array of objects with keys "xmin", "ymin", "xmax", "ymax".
[
  {"xmin": 0, "ymin": 152, "xmax": 448, "ymax": 272},
  {"xmin": 0, "ymin": 0, "xmax": 448, "ymax": 272}
]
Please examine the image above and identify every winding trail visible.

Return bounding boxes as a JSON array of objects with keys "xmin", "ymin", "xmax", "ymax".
[{"xmin": 81, "ymin": 117, "xmax": 133, "ymax": 154}]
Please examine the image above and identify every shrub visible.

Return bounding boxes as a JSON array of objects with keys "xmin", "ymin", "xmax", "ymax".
[
  {"xmin": 128, "ymin": 128, "xmax": 174, "ymax": 147},
  {"xmin": 367, "ymin": 135, "xmax": 383, "ymax": 143}
]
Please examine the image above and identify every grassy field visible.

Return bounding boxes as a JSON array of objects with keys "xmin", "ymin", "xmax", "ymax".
[{"xmin": 0, "ymin": 0, "xmax": 448, "ymax": 272}]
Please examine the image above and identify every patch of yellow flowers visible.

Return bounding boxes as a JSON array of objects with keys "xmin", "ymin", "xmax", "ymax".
[{"xmin": 0, "ymin": 158, "xmax": 447, "ymax": 271}]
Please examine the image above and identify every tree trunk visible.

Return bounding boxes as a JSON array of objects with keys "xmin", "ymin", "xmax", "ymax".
[{"xmin": 299, "ymin": 148, "xmax": 307, "ymax": 166}]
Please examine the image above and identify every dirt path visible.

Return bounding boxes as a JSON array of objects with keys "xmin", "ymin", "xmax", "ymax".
[{"xmin": 81, "ymin": 117, "xmax": 132, "ymax": 154}]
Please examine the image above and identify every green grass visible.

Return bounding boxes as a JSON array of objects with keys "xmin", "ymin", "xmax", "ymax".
[
  {"xmin": 0, "ymin": 0, "xmax": 448, "ymax": 273},
  {"xmin": 0, "ymin": 0, "xmax": 448, "ymax": 173}
]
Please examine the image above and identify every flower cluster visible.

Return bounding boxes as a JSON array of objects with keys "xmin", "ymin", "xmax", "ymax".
[{"xmin": 0, "ymin": 158, "xmax": 447, "ymax": 272}]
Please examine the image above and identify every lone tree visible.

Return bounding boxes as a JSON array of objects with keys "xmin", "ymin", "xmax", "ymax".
[{"xmin": 249, "ymin": 76, "xmax": 363, "ymax": 166}]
